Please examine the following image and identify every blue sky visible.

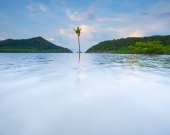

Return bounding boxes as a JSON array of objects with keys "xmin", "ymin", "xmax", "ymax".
[{"xmin": 0, "ymin": 0, "xmax": 170, "ymax": 52}]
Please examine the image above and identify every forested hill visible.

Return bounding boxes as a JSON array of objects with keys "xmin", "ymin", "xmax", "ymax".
[
  {"xmin": 0, "ymin": 36, "xmax": 72, "ymax": 53},
  {"xmin": 85, "ymin": 35, "xmax": 170, "ymax": 53}
]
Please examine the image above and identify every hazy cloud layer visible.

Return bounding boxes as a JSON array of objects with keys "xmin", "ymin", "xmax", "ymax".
[
  {"xmin": 140, "ymin": 0, "xmax": 170, "ymax": 24},
  {"xmin": 47, "ymin": 35, "xmax": 69, "ymax": 48},
  {"xmin": 155, "ymin": 11, "xmax": 170, "ymax": 19},
  {"xmin": 67, "ymin": 7, "xmax": 95, "ymax": 21},
  {"xmin": 60, "ymin": 25, "xmax": 97, "ymax": 40},
  {"xmin": 97, "ymin": 17, "xmax": 123, "ymax": 22},
  {"xmin": 60, "ymin": 14, "xmax": 166, "ymax": 41},
  {"xmin": 27, "ymin": 3, "xmax": 47, "ymax": 12}
]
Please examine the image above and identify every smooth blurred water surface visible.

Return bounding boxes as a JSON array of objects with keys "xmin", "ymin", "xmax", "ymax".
[{"xmin": 0, "ymin": 53, "xmax": 170, "ymax": 135}]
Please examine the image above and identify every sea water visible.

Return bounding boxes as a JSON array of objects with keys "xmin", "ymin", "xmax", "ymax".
[{"xmin": 0, "ymin": 53, "xmax": 170, "ymax": 135}]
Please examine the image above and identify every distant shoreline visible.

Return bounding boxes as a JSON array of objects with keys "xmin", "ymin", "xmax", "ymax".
[{"xmin": 0, "ymin": 37, "xmax": 72, "ymax": 53}]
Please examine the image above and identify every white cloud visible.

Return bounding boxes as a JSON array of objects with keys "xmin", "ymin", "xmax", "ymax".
[
  {"xmin": 106, "ymin": 26, "xmax": 144, "ymax": 38},
  {"xmin": 47, "ymin": 38, "xmax": 55, "ymax": 41},
  {"xmin": 66, "ymin": 7, "xmax": 95, "ymax": 21},
  {"xmin": 79, "ymin": 25, "xmax": 97, "ymax": 40},
  {"xmin": 106, "ymin": 21, "xmax": 165, "ymax": 38},
  {"xmin": 53, "ymin": 35, "xmax": 69, "ymax": 47},
  {"xmin": 83, "ymin": 9, "xmax": 95, "ymax": 20},
  {"xmin": 60, "ymin": 10, "xmax": 168, "ymax": 43},
  {"xmin": 123, "ymin": 29, "xmax": 146, "ymax": 37},
  {"xmin": 156, "ymin": 1, "xmax": 164, "ymax": 6},
  {"xmin": 66, "ymin": 11, "xmax": 82, "ymax": 21},
  {"xmin": 60, "ymin": 28, "xmax": 75, "ymax": 39},
  {"xmin": 27, "ymin": 5, "xmax": 35, "ymax": 12},
  {"xmin": 39, "ymin": 4, "xmax": 47, "ymax": 11},
  {"xmin": 140, "ymin": 0, "xmax": 170, "ymax": 23},
  {"xmin": 128, "ymin": 31, "xmax": 144, "ymax": 37},
  {"xmin": 27, "ymin": 3, "xmax": 47, "ymax": 12},
  {"xmin": 60, "ymin": 25, "xmax": 97, "ymax": 40}
]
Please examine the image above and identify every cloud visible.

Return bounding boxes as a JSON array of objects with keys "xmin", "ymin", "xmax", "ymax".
[
  {"xmin": 27, "ymin": 5, "xmax": 35, "ymax": 12},
  {"xmin": 141, "ymin": 11, "xmax": 170, "ymax": 21},
  {"xmin": 66, "ymin": 7, "xmax": 95, "ymax": 21},
  {"xmin": 60, "ymin": 24, "xmax": 146, "ymax": 41},
  {"xmin": 156, "ymin": 1, "xmax": 164, "ymax": 6},
  {"xmin": 60, "ymin": 9, "xmax": 168, "ymax": 43},
  {"xmin": 47, "ymin": 35, "xmax": 69, "ymax": 47},
  {"xmin": 46, "ymin": 38, "xmax": 55, "ymax": 41},
  {"xmin": 60, "ymin": 28, "xmax": 75, "ymax": 39},
  {"xmin": 140, "ymin": 12, "xmax": 151, "ymax": 16},
  {"xmin": 140, "ymin": 11, "xmax": 170, "ymax": 24},
  {"xmin": 39, "ymin": 4, "xmax": 47, "ymax": 11},
  {"xmin": 128, "ymin": 30, "xmax": 146, "ymax": 37},
  {"xmin": 66, "ymin": 11, "xmax": 82, "ymax": 21},
  {"xmin": 83, "ymin": 9, "xmax": 95, "ymax": 20},
  {"xmin": 97, "ymin": 18, "xmax": 123, "ymax": 22},
  {"xmin": 94, "ymin": 26, "xmax": 146, "ymax": 39},
  {"xmin": 60, "ymin": 25, "xmax": 97, "ymax": 40},
  {"xmin": 106, "ymin": 20, "xmax": 166, "ymax": 38},
  {"xmin": 27, "ymin": 3, "xmax": 47, "ymax": 12},
  {"xmin": 154, "ymin": 11, "xmax": 170, "ymax": 19},
  {"xmin": 107, "ymin": 27, "xmax": 145, "ymax": 38},
  {"xmin": 78, "ymin": 25, "xmax": 97, "ymax": 40},
  {"xmin": 53, "ymin": 35, "xmax": 69, "ymax": 47},
  {"xmin": 140, "ymin": 1, "xmax": 170, "ymax": 23}
]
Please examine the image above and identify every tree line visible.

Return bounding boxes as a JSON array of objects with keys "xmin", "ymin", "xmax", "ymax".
[
  {"xmin": 85, "ymin": 35, "xmax": 170, "ymax": 54},
  {"xmin": 0, "ymin": 37, "xmax": 72, "ymax": 53}
]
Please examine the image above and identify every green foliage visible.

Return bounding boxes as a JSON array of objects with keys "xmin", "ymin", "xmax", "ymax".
[
  {"xmin": 111, "ymin": 46, "xmax": 134, "ymax": 54},
  {"xmin": 164, "ymin": 46, "xmax": 170, "ymax": 54},
  {"xmin": 128, "ymin": 41, "xmax": 165, "ymax": 54},
  {"xmin": 85, "ymin": 35, "xmax": 170, "ymax": 53},
  {"xmin": 0, "ymin": 37, "xmax": 72, "ymax": 53},
  {"xmin": 73, "ymin": 27, "xmax": 82, "ymax": 37}
]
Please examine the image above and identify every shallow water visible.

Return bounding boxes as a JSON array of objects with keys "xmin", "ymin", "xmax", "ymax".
[{"xmin": 0, "ymin": 53, "xmax": 170, "ymax": 135}]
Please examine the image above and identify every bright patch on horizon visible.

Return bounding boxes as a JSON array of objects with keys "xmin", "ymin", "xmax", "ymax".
[
  {"xmin": 129, "ymin": 31, "xmax": 145, "ymax": 37},
  {"xmin": 47, "ymin": 38, "xmax": 55, "ymax": 41}
]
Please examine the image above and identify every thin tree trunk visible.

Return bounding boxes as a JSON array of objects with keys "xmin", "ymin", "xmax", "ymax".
[{"xmin": 78, "ymin": 36, "xmax": 80, "ymax": 59}]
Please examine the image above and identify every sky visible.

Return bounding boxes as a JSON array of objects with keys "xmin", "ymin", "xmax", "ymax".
[{"xmin": 0, "ymin": 0, "xmax": 170, "ymax": 52}]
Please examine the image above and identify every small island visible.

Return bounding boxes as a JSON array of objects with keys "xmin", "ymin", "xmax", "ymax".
[
  {"xmin": 86, "ymin": 35, "xmax": 170, "ymax": 54},
  {"xmin": 0, "ymin": 36, "xmax": 72, "ymax": 53}
]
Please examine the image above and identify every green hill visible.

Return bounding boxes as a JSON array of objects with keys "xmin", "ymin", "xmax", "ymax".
[
  {"xmin": 0, "ymin": 36, "xmax": 72, "ymax": 53},
  {"xmin": 85, "ymin": 35, "xmax": 170, "ymax": 54}
]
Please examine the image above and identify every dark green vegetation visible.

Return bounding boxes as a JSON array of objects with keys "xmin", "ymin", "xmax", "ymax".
[
  {"xmin": 129, "ymin": 41, "xmax": 168, "ymax": 55},
  {"xmin": 86, "ymin": 35, "xmax": 170, "ymax": 54},
  {"xmin": 0, "ymin": 37, "xmax": 72, "ymax": 53}
]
